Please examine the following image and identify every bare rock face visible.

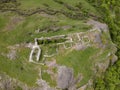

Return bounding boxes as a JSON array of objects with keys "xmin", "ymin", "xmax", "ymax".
[
  {"xmin": 111, "ymin": 54, "xmax": 118, "ymax": 65},
  {"xmin": 7, "ymin": 50, "xmax": 17, "ymax": 60},
  {"xmin": 96, "ymin": 61, "xmax": 110, "ymax": 73},
  {"xmin": 93, "ymin": 33, "xmax": 103, "ymax": 47},
  {"xmin": 87, "ymin": 19, "xmax": 108, "ymax": 32},
  {"xmin": 57, "ymin": 66, "xmax": 74, "ymax": 89},
  {"xmin": 74, "ymin": 43, "xmax": 87, "ymax": 51},
  {"xmin": 0, "ymin": 73, "xmax": 18, "ymax": 90}
]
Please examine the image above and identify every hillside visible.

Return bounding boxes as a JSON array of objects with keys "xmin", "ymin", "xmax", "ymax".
[{"xmin": 0, "ymin": 0, "xmax": 119, "ymax": 90}]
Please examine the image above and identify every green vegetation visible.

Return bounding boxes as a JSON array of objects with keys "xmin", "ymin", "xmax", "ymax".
[
  {"xmin": 56, "ymin": 47, "xmax": 99, "ymax": 86},
  {"xmin": 0, "ymin": 48, "xmax": 39, "ymax": 86},
  {"xmin": 47, "ymin": 45, "xmax": 57, "ymax": 55},
  {"xmin": 0, "ymin": 12, "xmax": 91, "ymax": 45},
  {"xmin": 41, "ymin": 66, "xmax": 56, "ymax": 86},
  {"xmin": 86, "ymin": 0, "xmax": 120, "ymax": 90},
  {"xmin": 0, "ymin": 0, "xmax": 119, "ymax": 89},
  {"xmin": 0, "ymin": 14, "xmax": 8, "ymax": 29},
  {"xmin": 64, "ymin": 42, "xmax": 72, "ymax": 48},
  {"xmin": 0, "ymin": 2, "xmax": 94, "ymax": 87},
  {"xmin": 15, "ymin": 86, "xmax": 23, "ymax": 90},
  {"xmin": 37, "ymin": 38, "xmax": 67, "ymax": 45},
  {"xmin": 41, "ymin": 70, "xmax": 56, "ymax": 86}
]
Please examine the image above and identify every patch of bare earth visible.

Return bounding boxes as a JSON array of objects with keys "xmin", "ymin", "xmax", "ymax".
[{"xmin": 5, "ymin": 16, "xmax": 24, "ymax": 31}]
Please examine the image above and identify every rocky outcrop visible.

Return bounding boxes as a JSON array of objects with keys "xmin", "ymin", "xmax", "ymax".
[
  {"xmin": 87, "ymin": 19, "xmax": 108, "ymax": 32},
  {"xmin": 7, "ymin": 49, "xmax": 17, "ymax": 60},
  {"xmin": 57, "ymin": 66, "xmax": 74, "ymax": 89}
]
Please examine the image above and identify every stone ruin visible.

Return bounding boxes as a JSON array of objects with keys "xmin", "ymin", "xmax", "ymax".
[{"xmin": 29, "ymin": 38, "xmax": 41, "ymax": 62}]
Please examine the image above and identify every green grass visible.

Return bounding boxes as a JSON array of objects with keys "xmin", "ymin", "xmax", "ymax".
[
  {"xmin": 42, "ymin": 71, "xmax": 56, "ymax": 86},
  {"xmin": 0, "ymin": 12, "xmax": 90, "ymax": 46},
  {"xmin": 0, "ymin": 0, "xmax": 113, "ymax": 88},
  {"xmin": 56, "ymin": 0, "xmax": 98, "ymax": 15},
  {"xmin": 64, "ymin": 42, "xmax": 72, "ymax": 48},
  {"xmin": 18, "ymin": 0, "xmax": 98, "ymax": 16},
  {"xmin": 47, "ymin": 45, "xmax": 57, "ymax": 55},
  {"xmin": 15, "ymin": 86, "xmax": 23, "ymax": 90},
  {"xmin": 0, "ymin": 48, "xmax": 39, "ymax": 86},
  {"xmin": 18, "ymin": 0, "xmax": 64, "ymax": 10},
  {"xmin": 56, "ymin": 47, "xmax": 100, "ymax": 86},
  {"xmin": 0, "ymin": 13, "xmax": 10, "ymax": 30},
  {"xmin": 41, "ymin": 66, "xmax": 56, "ymax": 86}
]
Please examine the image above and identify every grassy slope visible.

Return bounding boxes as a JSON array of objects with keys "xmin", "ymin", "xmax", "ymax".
[
  {"xmin": 0, "ymin": 0, "xmax": 113, "ymax": 87},
  {"xmin": 0, "ymin": 47, "xmax": 39, "ymax": 86},
  {"xmin": 56, "ymin": 47, "xmax": 99, "ymax": 86},
  {"xmin": 19, "ymin": 0, "xmax": 64, "ymax": 9},
  {"xmin": 86, "ymin": 1, "xmax": 120, "ymax": 90}
]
